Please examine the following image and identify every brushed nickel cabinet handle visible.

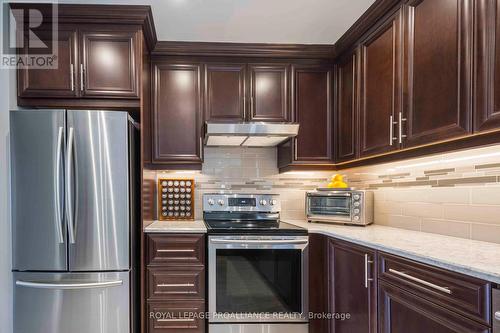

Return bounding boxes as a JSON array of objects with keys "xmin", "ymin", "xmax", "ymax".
[
  {"xmin": 389, "ymin": 115, "xmax": 393, "ymax": 146},
  {"xmin": 157, "ymin": 249, "xmax": 194, "ymax": 253},
  {"xmin": 243, "ymin": 97, "xmax": 247, "ymax": 120},
  {"xmin": 294, "ymin": 138, "xmax": 298, "ymax": 160},
  {"xmin": 389, "ymin": 115, "xmax": 397, "ymax": 146},
  {"xmin": 364, "ymin": 254, "xmax": 374, "ymax": 288},
  {"xmin": 157, "ymin": 283, "xmax": 195, "ymax": 287},
  {"xmin": 157, "ymin": 318, "xmax": 195, "ymax": 323},
  {"xmin": 70, "ymin": 64, "xmax": 74, "ymax": 91},
  {"xmin": 389, "ymin": 268, "xmax": 452, "ymax": 294},
  {"xmin": 398, "ymin": 112, "xmax": 407, "ymax": 144},
  {"xmin": 80, "ymin": 64, "xmax": 84, "ymax": 91}
]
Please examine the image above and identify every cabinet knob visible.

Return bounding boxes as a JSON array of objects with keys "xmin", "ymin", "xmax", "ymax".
[{"xmin": 495, "ymin": 311, "xmax": 500, "ymax": 321}]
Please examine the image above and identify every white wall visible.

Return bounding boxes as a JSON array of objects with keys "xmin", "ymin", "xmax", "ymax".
[{"xmin": 0, "ymin": 66, "xmax": 13, "ymax": 333}]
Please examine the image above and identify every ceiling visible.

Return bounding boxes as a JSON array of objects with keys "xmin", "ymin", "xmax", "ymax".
[{"xmin": 15, "ymin": 0, "xmax": 376, "ymax": 44}]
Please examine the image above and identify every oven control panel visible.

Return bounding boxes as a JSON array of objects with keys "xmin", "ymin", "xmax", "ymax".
[{"xmin": 203, "ymin": 193, "xmax": 280, "ymax": 212}]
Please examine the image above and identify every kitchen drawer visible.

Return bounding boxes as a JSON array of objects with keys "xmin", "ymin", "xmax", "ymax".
[
  {"xmin": 378, "ymin": 252, "xmax": 491, "ymax": 326},
  {"xmin": 147, "ymin": 234, "xmax": 205, "ymax": 266},
  {"xmin": 148, "ymin": 266, "xmax": 205, "ymax": 300},
  {"xmin": 148, "ymin": 301, "xmax": 205, "ymax": 333}
]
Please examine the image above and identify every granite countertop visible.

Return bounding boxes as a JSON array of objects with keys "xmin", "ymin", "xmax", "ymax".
[
  {"xmin": 144, "ymin": 220, "xmax": 207, "ymax": 233},
  {"xmin": 284, "ymin": 220, "xmax": 500, "ymax": 284}
]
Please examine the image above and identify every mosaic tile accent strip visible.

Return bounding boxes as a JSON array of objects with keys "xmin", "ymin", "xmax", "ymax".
[{"xmin": 144, "ymin": 144, "xmax": 500, "ymax": 244}]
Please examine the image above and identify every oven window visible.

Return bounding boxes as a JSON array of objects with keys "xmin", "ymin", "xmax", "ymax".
[
  {"xmin": 309, "ymin": 196, "xmax": 351, "ymax": 216},
  {"xmin": 216, "ymin": 249, "xmax": 302, "ymax": 314}
]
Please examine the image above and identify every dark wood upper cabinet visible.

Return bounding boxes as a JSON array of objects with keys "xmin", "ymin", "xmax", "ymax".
[
  {"xmin": 329, "ymin": 239, "xmax": 377, "ymax": 333},
  {"xmin": 475, "ymin": 0, "xmax": 500, "ymax": 132},
  {"xmin": 378, "ymin": 280, "xmax": 490, "ymax": 333},
  {"xmin": 248, "ymin": 64, "xmax": 289, "ymax": 122},
  {"xmin": 204, "ymin": 63, "xmax": 246, "ymax": 122},
  {"xmin": 152, "ymin": 62, "xmax": 203, "ymax": 166},
  {"xmin": 18, "ymin": 25, "xmax": 78, "ymax": 98},
  {"xmin": 292, "ymin": 65, "xmax": 334, "ymax": 163},
  {"xmin": 335, "ymin": 52, "xmax": 358, "ymax": 163},
  {"xmin": 402, "ymin": 0, "xmax": 472, "ymax": 147},
  {"xmin": 80, "ymin": 28, "xmax": 140, "ymax": 98},
  {"xmin": 360, "ymin": 9, "xmax": 402, "ymax": 157}
]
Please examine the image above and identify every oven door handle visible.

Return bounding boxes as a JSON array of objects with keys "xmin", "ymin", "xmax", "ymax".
[
  {"xmin": 307, "ymin": 192, "xmax": 352, "ymax": 197},
  {"xmin": 210, "ymin": 239, "xmax": 308, "ymax": 245}
]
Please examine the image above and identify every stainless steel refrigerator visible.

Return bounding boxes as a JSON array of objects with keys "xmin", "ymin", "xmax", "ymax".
[{"xmin": 10, "ymin": 109, "xmax": 139, "ymax": 333}]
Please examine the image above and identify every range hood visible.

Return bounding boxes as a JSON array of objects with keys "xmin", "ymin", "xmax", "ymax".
[{"xmin": 204, "ymin": 122, "xmax": 299, "ymax": 147}]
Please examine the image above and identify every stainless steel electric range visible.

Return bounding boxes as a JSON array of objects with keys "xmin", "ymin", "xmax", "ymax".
[{"xmin": 203, "ymin": 193, "xmax": 309, "ymax": 333}]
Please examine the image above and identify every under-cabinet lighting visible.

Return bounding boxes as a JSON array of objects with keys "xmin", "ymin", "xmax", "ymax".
[{"xmin": 393, "ymin": 151, "xmax": 500, "ymax": 170}]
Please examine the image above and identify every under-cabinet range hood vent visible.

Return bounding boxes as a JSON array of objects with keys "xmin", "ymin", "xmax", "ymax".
[{"xmin": 204, "ymin": 122, "xmax": 299, "ymax": 147}]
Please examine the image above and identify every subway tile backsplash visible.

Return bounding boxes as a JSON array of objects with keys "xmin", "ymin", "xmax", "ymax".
[
  {"xmin": 342, "ymin": 144, "xmax": 500, "ymax": 243},
  {"xmin": 145, "ymin": 144, "xmax": 500, "ymax": 244},
  {"xmin": 145, "ymin": 147, "xmax": 332, "ymax": 222}
]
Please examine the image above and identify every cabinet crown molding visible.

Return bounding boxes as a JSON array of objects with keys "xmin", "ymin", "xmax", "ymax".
[
  {"xmin": 9, "ymin": 3, "xmax": 157, "ymax": 51},
  {"xmin": 153, "ymin": 41, "xmax": 335, "ymax": 59}
]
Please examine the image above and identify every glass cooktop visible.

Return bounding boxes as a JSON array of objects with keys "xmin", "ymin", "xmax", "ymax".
[{"xmin": 204, "ymin": 219, "xmax": 307, "ymax": 235}]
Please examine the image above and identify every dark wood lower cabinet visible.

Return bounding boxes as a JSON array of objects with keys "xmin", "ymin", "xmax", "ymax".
[
  {"xmin": 321, "ymin": 236, "xmax": 493, "ymax": 333},
  {"xmin": 146, "ymin": 234, "xmax": 206, "ymax": 333},
  {"xmin": 378, "ymin": 280, "xmax": 491, "ymax": 333},
  {"xmin": 328, "ymin": 239, "xmax": 377, "ymax": 333},
  {"xmin": 309, "ymin": 234, "xmax": 329, "ymax": 333}
]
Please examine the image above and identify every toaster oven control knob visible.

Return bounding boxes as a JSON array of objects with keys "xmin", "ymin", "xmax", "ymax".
[
  {"xmin": 353, "ymin": 194, "xmax": 361, "ymax": 200},
  {"xmin": 260, "ymin": 199, "xmax": 267, "ymax": 206},
  {"xmin": 353, "ymin": 201, "xmax": 361, "ymax": 207},
  {"xmin": 208, "ymin": 199, "xmax": 215, "ymax": 206},
  {"xmin": 270, "ymin": 199, "xmax": 277, "ymax": 206},
  {"xmin": 217, "ymin": 199, "xmax": 225, "ymax": 206},
  {"xmin": 354, "ymin": 209, "xmax": 360, "ymax": 214},
  {"xmin": 353, "ymin": 216, "xmax": 360, "ymax": 221}
]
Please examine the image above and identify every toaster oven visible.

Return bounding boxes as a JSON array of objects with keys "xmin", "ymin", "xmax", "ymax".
[{"xmin": 306, "ymin": 190, "xmax": 374, "ymax": 226}]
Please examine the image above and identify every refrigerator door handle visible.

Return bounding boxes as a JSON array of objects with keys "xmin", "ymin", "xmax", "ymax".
[
  {"xmin": 16, "ymin": 279, "xmax": 123, "ymax": 290},
  {"xmin": 54, "ymin": 126, "xmax": 64, "ymax": 244},
  {"xmin": 65, "ymin": 127, "xmax": 76, "ymax": 244}
]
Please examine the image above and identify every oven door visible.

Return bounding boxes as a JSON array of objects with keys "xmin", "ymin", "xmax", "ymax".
[
  {"xmin": 306, "ymin": 192, "xmax": 353, "ymax": 222},
  {"xmin": 208, "ymin": 235, "xmax": 308, "ymax": 323}
]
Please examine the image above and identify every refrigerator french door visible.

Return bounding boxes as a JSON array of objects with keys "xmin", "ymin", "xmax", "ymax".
[{"xmin": 10, "ymin": 109, "xmax": 137, "ymax": 333}]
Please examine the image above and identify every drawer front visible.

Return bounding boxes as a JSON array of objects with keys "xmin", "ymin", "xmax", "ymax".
[
  {"xmin": 378, "ymin": 252, "xmax": 491, "ymax": 325},
  {"xmin": 148, "ymin": 301, "xmax": 205, "ymax": 333},
  {"xmin": 147, "ymin": 234, "xmax": 205, "ymax": 266},
  {"xmin": 148, "ymin": 266, "xmax": 205, "ymax": 300}
]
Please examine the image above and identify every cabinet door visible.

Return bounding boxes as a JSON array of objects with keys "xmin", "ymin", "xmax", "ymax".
[
  {"xmin": 152, "ymin": 63, "xmax": 203, "ymax": 165},
  {"xmin": 80, "ymin": 28, "xmax": 140, "ymax": 98},
  {"xmin": 292, "ymin": 65, "xmax": 333, "ymax": 163},
  {"xmin": 249, "ymin": 64, "xmax": 289, "ymax": 122},
  {"xmin": 329, "ymin": 240, "xmax": 377, "ymax": 333},
  {"xmin": 378, "ymin": 280, "xmax": 490, "ymax": 333},
  {"xmin": 18, "ymin": 25, "xmax": 78, "ymax": 98},
  {"xmin": 309, "ymin": 234, "xmax": 328, "ymax": 333},
  {"xmin": 360, "ymin": 10, "xmax": 402, "ymax": 157},
  {"xmin": 402, "ymin": 0, "xmax": 472, "ymax": 147},
  {"xmin": 475, "ymin": 0, "xmax": 500, "ymax": 131},
  {"xmin": 204, "ymin": 63, "xmax": 246, "ymax": 122},
  {"xmin": 335, "ymin": 53, "xmax": 358, "ymax": 162}
]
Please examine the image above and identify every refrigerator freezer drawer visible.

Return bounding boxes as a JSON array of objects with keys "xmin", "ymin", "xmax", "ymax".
[{"xmin": 14, "ymin": 271, "xmax": 130, "ymax": 333}]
